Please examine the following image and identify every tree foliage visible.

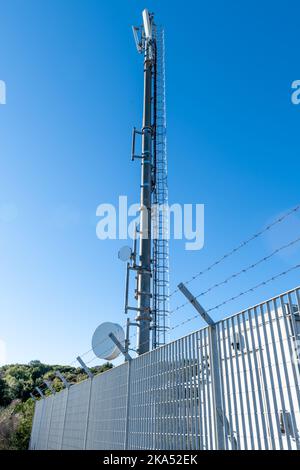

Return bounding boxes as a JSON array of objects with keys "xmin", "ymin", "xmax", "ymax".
[{"xmin": 9, "ymin": 400, "xmax": 35, "ymax": 450}]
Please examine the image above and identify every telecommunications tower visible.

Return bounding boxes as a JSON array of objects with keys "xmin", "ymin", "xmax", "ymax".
[{"xmin": 122, "ymin": 10, "xmax": 169, "ymax": 355}]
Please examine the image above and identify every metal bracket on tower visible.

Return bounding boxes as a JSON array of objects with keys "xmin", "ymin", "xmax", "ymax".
[
  {"xmin": 132, "ymin": 26, "xmax": 144, "ymax": 53},
  {"xmin": 132, "ymin": 224, "xmax": 138, "ymax": 268},
  {"xmin": 124, "ymin": 262, "xmax": 130, "ymax": 315},
  {"xmin": 131, "ymin": 127, "xmax": 143, "ymax": 161},
  {"xmin": 124, "ymin": 318, "xmax": 139, "ymax": 354},
  {"xmin": 125, "ymin": 265, "xmax": 152, "ymax": 314}
]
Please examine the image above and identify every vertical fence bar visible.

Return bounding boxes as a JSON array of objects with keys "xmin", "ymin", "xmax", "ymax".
[
  {"xmin": 195, "ymin": 331, "xmax": 203, "ymax": 449},
  {"xmin": 200, "ymin": 329, "xmax": 208, "ymax": 449},
  {"xmin": 83, "ymin": 378, "xmax": 93, "ymax": 450},
  {"xmin": 253, "ymin": 306, "xmax": 273, "ymax": 449},
  {"xmin": 166, "ymin": 342, "xmax": 172, "ymax": 449},
  {"xmin": 236, "ymin": 312, "xmax": 254, "ymax": 450},
  {"xmin": 272, "ymin": 298, "xmax": 293, "ymax": 449},
  {"xmin": 248, "ymin": 308, "xmax": 270, "ymax": 449},
  {"xmin": 259, "ymin": 303, "xmax": 281, "ymax": 449},
  {"xmin": 208, "ymin": 323, "xmax": 225, "ymax": 449},
  {"xmin": 241, "ymin": 310, "xmax": 261, "ymax": 449},
  {"xmin": 278, "ymin": 296, "xmax": 300, "ymax": 448},
  {"xmin": 203, "ymin": 329, "xmax": 213, "ymax": 448},
  {"xmin": 220, "ymin": 320, "xmax": 234, "ymax": 449},
  {"xmin": 178, "ymin": 337, "xmax": 184, "ymax": 449},
  {"xmin": 184, "ymin": 335, "xmax": 190, "ymax": 450},
  {"xmin": 265, "ymin": 300, "xmax": 285, "ymax": 449},
  {"xmin": 191, "ymin": 333, "xmax": 199, "ymax": 449},
  {"xmin": 230, "ymin": 316, "xmax": 247, "ymax": 449},
  {"xmin": 124, "ymin": 361, "xmax": 131, "ymax": 450},
  {"xmin": 174, "ymin": 337, "xmax": 181, "ymax": 449},
  {"xmin": 170, "ymin": 340, "xmax": 176, "ymax": 449},
  {"xmin": 155, "ymin": 347, "xmax": 160, "ymax": 449},
  {"xmin": 226, "ymin": 317, "xmax": 241, "ymax": 449},
  {"xmin": 60, "ymin": 388, "xmax": 70, "ymax": 450},
  {"xmin": 46, "ymin": 395, "xmax": 55, "ymax": 450}
]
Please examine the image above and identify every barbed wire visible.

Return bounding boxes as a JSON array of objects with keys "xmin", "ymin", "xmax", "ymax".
[
  {"xmin": 124, "ymin": 262, "xmax": 300, "ymax": 354},
  {"xmin": 33, "ymin": 260, "xmax": 300, "ymax": 398},
  {"xmin": 169, "ymin": 263, "xmax": 300, "ymax": 331},
  {"xmin": 85, "ymin": 356, "xmax": 100, "ymax": 366},
  {"xmin": 32, "ymin": 229, "xmax": 300, "ymax": 398},
  {"xmin": 170, "ymin": 235, "xmax": 300, "ymax": 315},
  {"xmin": 168, "ymin": 204, "xmax": 300, "ymax": 298},
  {"xmin": 32, "ymin": 324, "xmax": 128, "ymax": 398}
]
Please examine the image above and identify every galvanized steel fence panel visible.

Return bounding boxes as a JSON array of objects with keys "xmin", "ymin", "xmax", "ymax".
[
  {"xmin": 47, "ymin": 388, "xmax": 68, "ymax": 450},
  {"xmin": 61, "ymin": 379, "xmax": 91, "ymax": 450},
  {"xmin": 86, "ymin": 363, "xmax": 128, "ymax": 449},
  {"xmin": 29, "ymin": 398, "xmax": 43, "ymax": 450},
  {"xmin": 30, "ymin": 286, "xmax": 300, "ymax": 450},
  {"xmin": 36, "ymin": 394, "xmax": 53, "ymax": 450}
]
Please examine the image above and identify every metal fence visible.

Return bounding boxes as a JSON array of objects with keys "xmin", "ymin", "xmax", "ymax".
[{"xmin": 30, "ymin": 286, "xmax": 300, "ymax": 450}]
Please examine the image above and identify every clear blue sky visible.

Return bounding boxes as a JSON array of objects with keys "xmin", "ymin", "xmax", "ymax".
[{"xmin": 0, "ymin": 0, "xmax": 299, "ymax": 366}]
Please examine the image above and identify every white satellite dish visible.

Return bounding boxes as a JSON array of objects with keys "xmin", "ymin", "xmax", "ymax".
[
  {"xmin": 118, "ymin": 246, "xmax": 132, "ymax": 262},
  {"xmin": 92, "ymin": 322, "xmax": 125, "ymax": 361}
]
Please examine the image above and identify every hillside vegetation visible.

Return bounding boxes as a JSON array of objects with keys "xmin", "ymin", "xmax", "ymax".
[{"xmin": 0, "ymin": 360, "xmax": 112, "ymax": 450}]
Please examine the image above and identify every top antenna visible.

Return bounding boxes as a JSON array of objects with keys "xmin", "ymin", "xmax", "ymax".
[{"xmin": 142, "ymin": 9, "xmax": 153, "ymax": 39}]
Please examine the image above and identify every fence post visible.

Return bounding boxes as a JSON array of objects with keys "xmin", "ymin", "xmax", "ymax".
[
  {"xmin": 178, "ymin": 283, "xmax": 225, "ymax": 450},
  {"xmin": 207, "ymin": 324, "xmax": 226, "ymax": 450},
  {"xmin": 108, "ymin": 331, "xmax": 132, "ymax": 450},
  {"xmin": 60, "ymin": 386, "xmax": 70, "ymax": 450},
  {"xmin": 54, "ymin": 370, "xmax": 71, "ymax": 450},
  {"xmin": 36, "ymin": 396, "xmax": 45, "ymax": 450},
  {"xmin": 46, "ymin": 394, "xmax": 55, "ymax": 450},
  {"xmin": 76, "ymin": 356, "xmax": 94, "ymax": 450},
  {"xmin": 83, "ymin": 378, "xmax": 93, "ymax": 449},
  {"xmin": 124, "ymin": 360, "xmax": 132, "ymax": 450}
]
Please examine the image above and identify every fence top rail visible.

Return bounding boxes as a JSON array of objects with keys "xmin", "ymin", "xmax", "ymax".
[
  {"xmin": 34, "ymin": 361, "xmax": 128, "ymax": 402},
  {"xmin": 131, "ymin": 284, "xmax": 300, "ymax": 360}
]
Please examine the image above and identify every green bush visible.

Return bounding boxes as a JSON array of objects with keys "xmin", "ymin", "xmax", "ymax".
[
  {"xmin": 9, "ymin": 400, "xmax": 35, "ymax": 450},
  {"xmin": 0, "ymin": 360, "xmax": 113, "ymax": 449}
]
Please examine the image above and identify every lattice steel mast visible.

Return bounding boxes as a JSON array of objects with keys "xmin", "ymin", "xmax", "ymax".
[{"xmin": 127, "ymin": 10, "xmax": 169, "ymax": 354}]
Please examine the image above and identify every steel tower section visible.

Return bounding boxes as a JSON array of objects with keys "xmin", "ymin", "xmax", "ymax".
[
  {"xmin": 130, "ymin": 11, "xmax": 169, "ymax": 354},
  {"xmin": 135, "ymin": 11, "xmax": 154, "ymax": 355}
]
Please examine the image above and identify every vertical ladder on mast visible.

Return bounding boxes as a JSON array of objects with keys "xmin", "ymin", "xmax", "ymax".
[{"xmin": 152, "ymin": 25, "xmax": 170, "ymax": 349}]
